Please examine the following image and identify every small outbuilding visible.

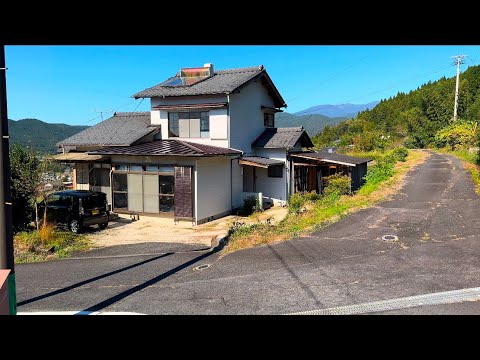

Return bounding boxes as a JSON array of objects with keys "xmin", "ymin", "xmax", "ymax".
[{"xmin": 288, "ymin": 151, "xmax": 371, "ymax": 194}]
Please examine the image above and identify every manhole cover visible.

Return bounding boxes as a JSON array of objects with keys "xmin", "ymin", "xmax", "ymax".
[
  {"xmin": 382, "ymin": 235, "xmax": 398, "ymax": 242},
  {"xmin": 193, "ymin": 264, "xmax": 211, "ymax": 271}
]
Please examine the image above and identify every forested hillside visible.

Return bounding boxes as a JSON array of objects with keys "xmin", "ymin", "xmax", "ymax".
[
  {"xmin": 9, "ymin": 119, "xmax": 89, "ymax": 154},
  {"xmin": 313, "ymin": 65, "xmax": 480, "ymax": 150},
  {"xmin": 276, "ymin": 112, "xmax": 347, "ymax": 136}
]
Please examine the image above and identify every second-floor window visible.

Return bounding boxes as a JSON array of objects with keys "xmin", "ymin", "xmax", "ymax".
[
  {"xmin": 168, "ymin": 111, "xmax": 210, "ymax": 138},
  {"xmin": 264, "ymin": 113, "xmax": 275, "ymax": 127}
]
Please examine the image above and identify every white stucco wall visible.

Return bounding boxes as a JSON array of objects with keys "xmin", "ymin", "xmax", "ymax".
[
  {"xmin": 252, "ymin": 148, "xmax": 287, "ymax": 205},
  {"xmin": 196, "ymin": 156, "xmax": 232, "ymax": 222},
  {"xmin": 229, "ymin": 80, "xmax": 276, "ymax": 154},
  {"xmin": 150, "ymin": 95, "xmax": 229, "ymax": 148}
]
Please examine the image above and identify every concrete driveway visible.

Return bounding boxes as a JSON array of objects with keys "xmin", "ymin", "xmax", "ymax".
[
  {"xmin": 15, "ymin": 152, "xmax": 480, "ymax": 314},
  {"xmin": 84, "ymin": 207, "xmax": 288, "ymax": 248}
]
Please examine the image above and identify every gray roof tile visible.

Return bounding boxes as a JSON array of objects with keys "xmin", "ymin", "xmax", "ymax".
[
  {"xmin": 57, "ymin": 112, "xmax": 154, "ymax": 147},
  {"xmin": 133, "ymin": 67, "xmax": 262, "ymax": 98},
  {"xmin": 132, "ymin": 66, "xmax": 286, "ymax": 107},
  {"xmin": 252, "ymin": 127, "xmax": 314, "ymax": 149},
  {"xmin": 88, "ymin": 140, "xmax": 242, "ymax": 157}
]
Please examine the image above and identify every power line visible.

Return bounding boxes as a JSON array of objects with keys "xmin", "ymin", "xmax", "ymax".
[
  {"xmin": 99, "ymin": 98, "xmax": 145, "ymax": 148},
  {"xmin": 291, "ymin": 63, "xmax": 453, "ymax": 117},
  {"xmin": 287, "ymin": 53, "xmax": 373, "ymax": 103}
]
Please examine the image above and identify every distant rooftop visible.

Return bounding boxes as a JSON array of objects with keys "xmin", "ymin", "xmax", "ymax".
[{"xmin": 57, "ymin": 112, "xmax": 154, "ymax": 148}]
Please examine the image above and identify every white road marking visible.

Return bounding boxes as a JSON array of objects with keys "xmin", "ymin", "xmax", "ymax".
[{"xmin": 287, "ymin": 286, "xmax": 480, "ymax": 315}]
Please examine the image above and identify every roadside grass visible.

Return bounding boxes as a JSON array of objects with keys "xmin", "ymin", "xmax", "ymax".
[
  {"xmin": 225, "ymin": 149, "xmax": 428, "ymax": 253},
  {"xmin": 439, "ymin": 148, "xmax": 480, "ymax": 195},
  {"xmin": 14, "ymin": 223, "xmax": 92, "ymax": 263}
]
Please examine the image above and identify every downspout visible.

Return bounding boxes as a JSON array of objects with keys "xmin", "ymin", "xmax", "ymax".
[
  {"xmin": 109, "ymin": 166, "xmax": 114, "ymax": 212},
  {"xmin": 194, "ymin": 159, "xmax": 198, "ymax": 225},
  {"xmin": 285, "ymin": 148, "xmax": 290, "ymax": 204},
  {"xmin": 226, "ymin": 93, "xmax": 230, "ymax": 148}
]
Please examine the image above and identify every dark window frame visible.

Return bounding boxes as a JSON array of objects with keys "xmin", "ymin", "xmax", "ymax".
[
  {"xmin": 264, "ymin": 112, "xmax": 275, "ymax": 127},
  {"xmin": 268, "ymin": 165, "xmax": 283, "ymax": 178},
  {"xmin": 168, "ymin": 111, "xmax": 210, "ymax": 138}
]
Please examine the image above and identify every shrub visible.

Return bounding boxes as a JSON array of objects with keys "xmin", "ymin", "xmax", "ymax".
[
  {"xmin": 363, "ymin": 159, "xmax": 395, "ymax": 186},
  {"xmin": 242, "ymin": 196, "xmax": 261, "ymax": 216},
  {"xmin": 288, "ymin": 192, "xmax": 306, "ymax": 214},
  {"xmin": 435, "ymin": 120, "xmax": 479, "ymax": 150},
  {"xmin": 303, "ymin": 190, "xmax": 322, "ymax": 202},
  {"xmin": 391, "ymin": 147, "xmax": 409, "ymax": 162},
  {"xmin": 323, "ymin": 174, "xmax": 351, "ymax": 197}
]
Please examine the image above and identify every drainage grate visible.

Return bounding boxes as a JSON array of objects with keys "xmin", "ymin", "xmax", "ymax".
[
  {"xmin": 382, "ymin": 234, "xmax": 398, "ymax": 242},
  {"xmin": 286, "ymin": 286, "xmax": 480, "ymax": 315},
  {"xmin": 193, "ymin": 264, "xmax": 211, "ymax": 271}
]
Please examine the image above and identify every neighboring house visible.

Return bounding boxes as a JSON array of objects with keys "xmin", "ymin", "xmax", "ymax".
[{"xmin": 55, "ymin": 63, "xmax": 369, "ymax": 224}]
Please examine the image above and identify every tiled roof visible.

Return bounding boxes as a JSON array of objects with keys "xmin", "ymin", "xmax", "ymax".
[
  {"xmin": 88, "ymin": 140, "xmax": 243, "ymax": 157},
  {"xmin": 291, "ymin": 152, "xmax": 371, "ymax": 166},
  {"xmin": 252, "ymin": 127, "xmax": 314, "ymax": 149},
  {"xmin": 239, "ymin": 156, "xmax": 284, "ymax": 168},
  {"xmin": 57, "ymin": 112, "xmax": 154, "ymax": 147},
  {"xmin": 132, "ymin": 66, "xmax": 286, "ymax": 108}
]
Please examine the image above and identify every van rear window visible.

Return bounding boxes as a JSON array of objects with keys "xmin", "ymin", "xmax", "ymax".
[{"xmin": 82, "ymin": 194, "xmax": 106, "ymax": 209}]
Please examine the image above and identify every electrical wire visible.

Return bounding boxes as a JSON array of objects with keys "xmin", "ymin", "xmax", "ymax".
[
  {"xmin": 98, "ymin": 98, "xmax": 145, "ymax": 148},
  {"xmin": 289, "ymin": 63, "xmax": 454, "ymax": 117}
]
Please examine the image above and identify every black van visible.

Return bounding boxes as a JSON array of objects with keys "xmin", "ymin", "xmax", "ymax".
[{"xmin": 38, "ymin": 190, "xmax": 109, "ymax": 233}]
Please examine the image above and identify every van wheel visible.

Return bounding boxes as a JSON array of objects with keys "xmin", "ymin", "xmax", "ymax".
[
  {"xmin": 69, "ymin": 220, "xmax": 81, "ymax": 234},
  {"xmin": 98, "ymin": 222, "xmax": 108, "ymax": 230}
]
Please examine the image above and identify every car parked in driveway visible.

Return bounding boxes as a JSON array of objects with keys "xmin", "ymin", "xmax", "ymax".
[{"xmin": 38, "ymin": 190, "xmax": 109, "ymax": 233}]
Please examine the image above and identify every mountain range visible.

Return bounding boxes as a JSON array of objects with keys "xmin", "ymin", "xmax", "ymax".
[
  {"xmin": 7, "ymin": 101, "xmax": 381, "ymax": 154},
  {"xmin": 8, "ymin": 119, "xmax": 88, "ymax": 154},
  {"xmin": 295, "ymin": 101, "xmax": 380, "ymax": 118},
  {"xmin": 276, "ymin": 112, "xmax": 347, "ymax": 136}
]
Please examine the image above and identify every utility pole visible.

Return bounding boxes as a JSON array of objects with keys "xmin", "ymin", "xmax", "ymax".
[
  {"xmin": 0, "ymin": 45, "xmax": 16, "ymax": 314},
  {"xmin": 451, "ymin": 54, "xmax": 467, "ymax": 121}
]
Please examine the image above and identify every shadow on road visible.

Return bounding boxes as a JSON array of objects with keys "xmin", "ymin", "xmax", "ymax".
[
  {"xmin": 17, "ymin": 252, "xmax": 174, "ymax": 307},
  {"xmin": 80, "ymin": 246, "xmax": 221, "ymax": 313},
  {"xmin": 18, "ymin": 242, "xmax": 224, "ymax": 313}
]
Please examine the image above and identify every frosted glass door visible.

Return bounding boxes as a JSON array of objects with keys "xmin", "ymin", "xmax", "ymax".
[
  {"xmin": 127, "ymin": 174, "xmax": 143, "ymax": 212},
  {"xmin": 143, "ymin": 175, "xmax": 159, "ymax": 213}
]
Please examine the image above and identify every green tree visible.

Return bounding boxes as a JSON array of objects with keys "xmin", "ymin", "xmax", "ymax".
[{"xmin": 9, "ymin": 144, "xmax": 50, "ymax": 232}]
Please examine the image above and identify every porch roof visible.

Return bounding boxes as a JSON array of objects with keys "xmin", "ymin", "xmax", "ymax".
[
  {"xmin": 290, "ymin": 152, "xmax": 371, "ymax": 167},
  {"xmin": 239, "ymin": 156, "xmax": 284, "ymax": 168},
  {"xmin": 52, "ymin": 152, "xmax": 108, "ymax": 162},
  {"xmin": 152, "ymin": 103, "xmax": 227, "ymax": 111},
  {"xmin": 252, "ymin": 127, "xmax": 314, "ymax": 149},
  {"xmin": 88, "ymin": 139, "xmax": 243, "ymax": 157}
]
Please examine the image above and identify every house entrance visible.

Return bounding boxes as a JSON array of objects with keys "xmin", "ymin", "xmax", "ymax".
[{"xmin": 112, "ymin": 165, "xmax": 192, "ymax": 218}]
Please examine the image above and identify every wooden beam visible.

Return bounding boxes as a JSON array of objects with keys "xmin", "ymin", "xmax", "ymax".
[{"xmin": 239, "ymin": 160, "xmax": 269, "ymax": 168}]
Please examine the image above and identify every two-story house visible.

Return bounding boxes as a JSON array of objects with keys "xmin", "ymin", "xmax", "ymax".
[{"xmin": 56, "ymin": 64, "xmax": 369, "ymax": 224}]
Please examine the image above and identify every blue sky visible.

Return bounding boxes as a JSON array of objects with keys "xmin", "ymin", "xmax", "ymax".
[{"xmin": 5, "ymin": 45, "xmax": 480, "ymax": 125}]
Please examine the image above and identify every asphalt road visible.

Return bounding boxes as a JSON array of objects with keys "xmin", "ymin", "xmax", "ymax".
[{"xmin": 16, "ymin": 151, "xmax": 480, "ymax": 314}]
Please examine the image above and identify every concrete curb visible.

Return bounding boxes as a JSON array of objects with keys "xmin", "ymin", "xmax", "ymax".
[{"xmin": 210, "ymin": 232, "xmax": 230, "ymax": 249}]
